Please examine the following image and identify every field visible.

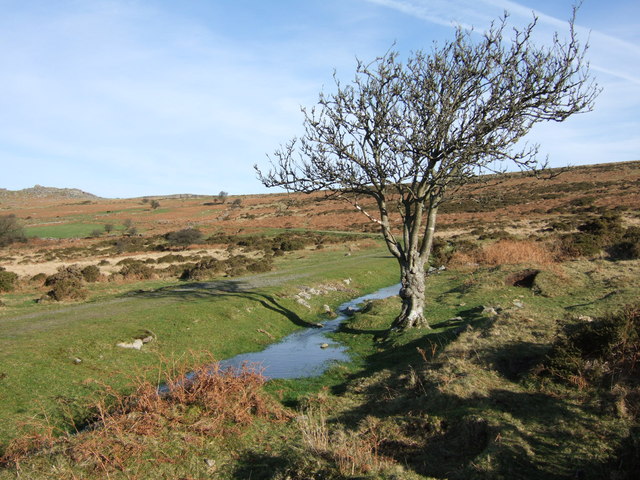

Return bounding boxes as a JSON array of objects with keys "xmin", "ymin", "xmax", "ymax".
[{"xmin": 0, "ymin": 161, "xmax": 639, "ymax": 479}]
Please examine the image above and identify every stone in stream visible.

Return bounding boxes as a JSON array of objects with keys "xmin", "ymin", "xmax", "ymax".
[
  {"xmin": 320, "ymin": 343, "xmax": 329, "ymax": 349},
  {"xmin": 323, "ymin": 304, "xmax": 337, "ymax": 319}
]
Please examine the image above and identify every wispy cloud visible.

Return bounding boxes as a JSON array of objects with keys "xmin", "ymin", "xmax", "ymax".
[{"xmin": 362, "ymin": 0, "xmax": 640, "ymax": 85}]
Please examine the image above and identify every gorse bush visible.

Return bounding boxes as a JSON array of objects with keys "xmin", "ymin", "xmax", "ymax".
[
  {"xmin": 181, "ymin": 257, "xmax": 222, "ymax": 280},
  {"xmin": 0, "ymin": 214, "xmax": 26, "ymax": 247},
  {"xmin": 209, "ymin": 232, "xmax": 356, "ymax": 255},
  {"xmin": 558, "ymin": 213, "xmax": 628, "ymax": 259},
  {"xmin": 430, "ymin": 238, "xmax": 479, "ymax": 267},
  {"xmin": 29, "ymin": 272, "xmax": 47, "ymax": 286},
  {"xmin": 81, "ymin": 265, "xmax": 101, "ymax": 283},
  {"xmin": 164, "ymin": 228, "xmax": 203, "ymax": 248},
  {"xmin": 577, "ymin": 213, "xmax": 624, "ymax": 241},
  {"xmin": 609, "ymin": 226, "xmax": 640, "ymax": 260},
  {"xmin": 559, "ymin": 232, "xmax": 602, "ymax": 258},
  {"xmin": 45, "ymin": 265, "xmax": 87, "ymax": 301},
  {"xmin": 181, "ymin": 255, "xmax": 273, "ymax": 280},
  {"xmin": 542, "ymin": 303, "xmax": 640, "ymax": 392},
  {"xmin": 0, "ymin": 267, "xmax": 18, "ymax": 292},
  {"xmin": 156, "ymin": 253, "xmax": 187, "ymax": 263},
  {"xmin": 119, "ymin": 261, "xmax": 155, "ymax": 280}
]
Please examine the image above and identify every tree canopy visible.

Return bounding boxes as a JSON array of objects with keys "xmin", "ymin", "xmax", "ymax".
[{"xmin": 257, "ymin": 10, "xmax": 599, "ymax": 329}]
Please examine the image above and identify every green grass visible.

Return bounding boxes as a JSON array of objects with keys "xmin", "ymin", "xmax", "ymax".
[
  {"xmin": 24, "ymin": 223, "xmax": 111, "ymax": 239},
  {"xmin": 2, "ymin": 253, "xmax": 639, "ymax": 479},
  {"xmin": 260, "ymin": 260, "xmax": 640, "ymax": 479},
  {"xmin": 0, "ymin": 244, "xmax": 398, "ymax": 447},
  {"xmin": 95, "ymin": 207, "xmax": 147, "ymax": 215}
]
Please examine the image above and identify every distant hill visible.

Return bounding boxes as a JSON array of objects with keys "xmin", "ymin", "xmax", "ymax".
[{"xmin": 0, "ymin": 185, "xmax": 99, "ymax": 200}]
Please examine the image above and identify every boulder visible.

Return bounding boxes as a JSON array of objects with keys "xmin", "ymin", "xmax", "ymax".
[{"xmin": 116, "ymin": 339, "xmax": 144, "ymax": 350}]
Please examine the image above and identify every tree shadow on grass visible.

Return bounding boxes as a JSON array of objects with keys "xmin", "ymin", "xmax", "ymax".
[
  {"xmin": 331, "ymin": 304, "xmax": 487, "ymax": 384},
  {"xmin": 123, "ymin": 280, "xmax": 322, "ymax": 328},
  {"xmin": 231, "ymin": 451, "xmax": 293, "ymax": 480},
  {"xmin": 322, "ymin": 329, "xmax": 617, "ymax": 480}
]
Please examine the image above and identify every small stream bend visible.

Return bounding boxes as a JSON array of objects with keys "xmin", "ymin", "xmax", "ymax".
[{"xmin": 219, "ymin": 283, "xmax": 401, "ymax": 379}]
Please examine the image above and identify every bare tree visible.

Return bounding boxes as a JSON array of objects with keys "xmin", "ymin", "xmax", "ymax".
[{"xmin": 257, "ymin": 11, "xmax": 599, "ymax": 329}]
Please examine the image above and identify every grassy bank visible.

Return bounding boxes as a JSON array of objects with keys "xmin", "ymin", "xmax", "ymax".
[
  {"xmin": 0, "ymin": 243, "xmax": 398, "ymax": 447},
  {"xmin": 1, "ymin": 253, "xmax": 639, "ymax": 478}
]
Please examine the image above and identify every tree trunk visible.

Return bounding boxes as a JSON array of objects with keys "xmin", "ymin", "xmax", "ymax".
[{"xmin": 391, "ymin": 258, "xmax": 429, "ymax": 329}]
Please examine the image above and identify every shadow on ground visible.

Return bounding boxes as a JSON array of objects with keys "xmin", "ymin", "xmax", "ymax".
[{"xmin": 123, "ymin": 280, "xmax": 322, "ymax": 328}]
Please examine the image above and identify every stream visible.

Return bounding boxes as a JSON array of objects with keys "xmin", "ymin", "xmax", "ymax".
[{"xmin": 219, "ymin": 283, "xmax": 401, "ymax": 379}]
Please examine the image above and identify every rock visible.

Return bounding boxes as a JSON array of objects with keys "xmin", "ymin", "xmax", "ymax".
[
  {"xmin": 116, "ymin": 339, "xmax": 144, "ymax": 350},
  {"xmin": 72, "ymin": 357, "xmax": 82, "ymax": 364},
  {"xmin": 204, "ymin": 458, "xmax": 216, "ymax": 469},
  {"xmin": 296, "ymin": 298, "xmax": 311, "ymax": 309},
  {"xmin": 140, "ymin": 335, "xmax": 154, "ymax": 344},
  {"xmin": 342, "ymin": 306, "xmax": 359, "ymax": 315},
  {"xmin": 512, "ymin": 300, "xmax": 524, "ymax": 309},
  {"xmin": 482, "ymin": 306, "xmax": 499, "ymax": 317},
  {"xmin": 320, "ymin": 343, "xmax": 329, "ymax": 349},
  {"xmin": 35, "ymin": 295, "xmax": 51, "ymax": 304},
  {"xmin": 343, "ymin": 278, "xmax": 352, "ymax": 285},
  {"xmin": 578, "ymin": 315, "xmax": 593, "ymax": 322}
]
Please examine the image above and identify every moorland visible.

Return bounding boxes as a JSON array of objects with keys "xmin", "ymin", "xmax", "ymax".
[{"xmin": 0, "ymin": 160, "xmax": 639, "ymax": 479}]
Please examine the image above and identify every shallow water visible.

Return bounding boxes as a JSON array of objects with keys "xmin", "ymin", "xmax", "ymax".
[{"xmin": 219, "ymin": 283, "xmax": 401, "ymax": 379}]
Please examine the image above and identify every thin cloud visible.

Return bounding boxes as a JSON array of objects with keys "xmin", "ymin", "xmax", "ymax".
[{"xmin": 362, "ymin": 0, "xmax": 640, "ymax": 85}]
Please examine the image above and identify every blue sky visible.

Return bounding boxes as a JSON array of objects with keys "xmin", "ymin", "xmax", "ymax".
[{"xmin": 1, "ymin": 0, "xmax": 638, "ymax": 198}]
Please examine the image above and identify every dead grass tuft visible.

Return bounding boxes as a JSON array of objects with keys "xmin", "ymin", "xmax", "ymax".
[
  {"xmin": 298, "ymin": 406, "xmax": 395, "ymax": 476},
  {"xmin": 450, "ymin": 239, "xmax": 556, "ymax": 268},
  {"xmin": 479, "ymin": 239, "xmax": 556, "ymax": 266}
]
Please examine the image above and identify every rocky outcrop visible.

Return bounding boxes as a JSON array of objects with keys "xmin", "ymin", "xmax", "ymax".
[{"xmin": 0, "ymin": 185, "xmax": 99, "ymax": 200}]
